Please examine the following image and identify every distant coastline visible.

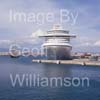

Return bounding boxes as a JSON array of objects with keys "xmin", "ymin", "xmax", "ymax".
[{"xmin": 0, "ymin": 51, "xmax": 100, "ymax": 66}]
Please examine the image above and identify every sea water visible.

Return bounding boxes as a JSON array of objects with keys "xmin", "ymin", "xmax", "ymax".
[{"xmin": 0, "ymin": 56, "xmax": 100, "ymax": 100}]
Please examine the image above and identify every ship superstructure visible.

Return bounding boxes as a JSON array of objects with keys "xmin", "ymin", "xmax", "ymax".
[{"xmin": 39, "ymin": 25, "xmax": 76, "ymax": 60}]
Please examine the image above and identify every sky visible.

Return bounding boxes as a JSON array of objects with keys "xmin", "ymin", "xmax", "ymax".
[{"xmin": 0, "ymin": 0, "xmax": 100, "ymax": 52}]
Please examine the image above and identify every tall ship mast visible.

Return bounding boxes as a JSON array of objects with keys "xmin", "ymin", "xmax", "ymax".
[{"xmin": 39, "ymin": 25, "xmax": 76, "ymax": 60}]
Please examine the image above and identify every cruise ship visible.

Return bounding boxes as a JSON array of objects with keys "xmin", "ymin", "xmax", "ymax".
[{"xmin": 39, "ymin": 25, "xmax": 76, "ymax": 60}]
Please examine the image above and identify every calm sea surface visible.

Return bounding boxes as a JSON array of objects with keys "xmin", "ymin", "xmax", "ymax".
[{"xmin": 0, "ymin": 56, "xmax": 100, "ymax": 100}]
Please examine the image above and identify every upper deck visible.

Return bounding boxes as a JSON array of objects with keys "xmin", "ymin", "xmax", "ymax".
[
  {"xmin": 39, "ymin": 34, "xmax": 76, "ymax": 38},
  {"xmin": 39, "ymin": 25, "xmax": 76, "ymax": 38}
]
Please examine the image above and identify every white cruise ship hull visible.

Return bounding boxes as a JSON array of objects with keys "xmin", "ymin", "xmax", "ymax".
[{"xmin": 43, "ymin": 45, "xmax": 72, "ymax": 60}]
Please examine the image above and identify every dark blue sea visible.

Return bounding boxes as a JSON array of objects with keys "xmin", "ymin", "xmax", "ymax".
[{"xmin": 0, "ymin": 56, "xmax": 100, "ymax": 100}]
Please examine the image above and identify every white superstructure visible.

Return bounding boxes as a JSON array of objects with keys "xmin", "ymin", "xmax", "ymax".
[{"xmin": 39, "ymin": 25, "xmax": 76, "ymax": 60}]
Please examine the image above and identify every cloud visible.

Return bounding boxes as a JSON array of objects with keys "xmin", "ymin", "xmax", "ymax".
[
  {"xmin": 0, "ymin": 0, "xmax": 57, "ymax": 39},
  {"xmin": 0, "ymin": 39, "xmax": 12, "ymax": 44},
  {"xmin": 0, "ymin": 39, "xmax": 12, "ymax": 48},
  {"xmin": 31, "ymin": 29, "xmax": 45, "ymax": 38},
  {"xmin": 94, "ymin": 41, "xmax": 100, "ymax": 46}
]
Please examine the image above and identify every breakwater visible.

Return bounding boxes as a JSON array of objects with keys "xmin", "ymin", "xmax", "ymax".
[{"xmin": 32, "ymin": 59, "xmax": 100, "ymax": 66}]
